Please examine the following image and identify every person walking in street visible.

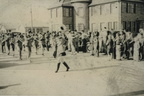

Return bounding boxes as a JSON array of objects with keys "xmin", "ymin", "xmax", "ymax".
[
  {"xmin": 55, "ymin": 36, "xmax": 70, "ymax": 73},
  {"xmin": 55, "ymin": 27, "xmax": 70, "ymax": 73}
]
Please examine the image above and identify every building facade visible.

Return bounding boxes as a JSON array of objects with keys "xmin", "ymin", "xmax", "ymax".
[
  {"xmin": 48, "ymin": 0, "xmax": 91, "ymax": 32},
  {"xmin": 48, "ymin": 0, "xmax": 144, "ymax": 34},
  {"xmin": 25, "ymin": 26, "xmax": 49, "ymax": 33},
  {"xmin": 89, "ymin": 0, "xmax": 144, "ymax": 35}
]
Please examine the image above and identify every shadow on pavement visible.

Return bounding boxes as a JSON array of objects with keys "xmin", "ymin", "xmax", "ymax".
[
  {"xmin": 0, "ymin": 84, "xmax": 21, "ymax": 90},
  {"xmin": 110, "ymin": 90, "xmax": 144, "ymax": 96},
  {"xmin": 70, "ymin": 65, "xmax": 119, "ymax": 72},
  {"xmin": 0, "ymin": 59, "xmax": 21, "ymax": 62},
  {"xmin": 0, "ymin": 62, "xmax": 29, "ymax": 69}
]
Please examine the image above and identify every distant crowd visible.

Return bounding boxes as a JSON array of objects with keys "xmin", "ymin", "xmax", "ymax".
[{"xmin": 0, "ymin": 27, "xmax": 144, "ymax": 62}]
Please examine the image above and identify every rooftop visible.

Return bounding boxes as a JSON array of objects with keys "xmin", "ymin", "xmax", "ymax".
[
  {"xmin": 48, "ymin": 0, "xmax": 92, "ymax": 9},
  {"xmin": 90, "ymin": 0, "xmax": 144, "ymax": 6}
]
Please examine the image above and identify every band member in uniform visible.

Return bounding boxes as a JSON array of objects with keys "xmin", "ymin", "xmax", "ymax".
[
  {"xmin": 1, "ymin": 34, "xmax": 6, "ymax": 53},
  {"xmin": 55, "ymin": 36, "xmax": 70, "ymax": 73},
  {"xmin": 41, "ymin": 33, "xmax": 47, "ymax": 56},
  {"xmin": 27, "ymin": 35, "xmax": 33, "ymax": 59},
  {"xmin": 46, "ymin": 32, "xmax": 51, "ymax": 51},
  {"xmin": 34, "ymin": 34, "xmax": 39, "ymax": 55},
  {"xmin": 94, "ymin": 31, "xmax": 99, "ymax": 57},
  {"xmin": 11, "ymin": 33, "xmax": 16, "ymax": 56},
  {"xmin": 55, "ymin": 27, "xmax": 70, "ymax": 73},
  {"xmin": 17, "ymin": 33, "xmax": 25, "ymax": 60},
  {"xmin": 6, "ymin": 33, "xmax": 11, "ymax": 55}
]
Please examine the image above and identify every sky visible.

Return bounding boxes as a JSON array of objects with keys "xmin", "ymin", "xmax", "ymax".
[{"xmin": 0, "ymin": 0, "xmax": 57, "ymax": 27}]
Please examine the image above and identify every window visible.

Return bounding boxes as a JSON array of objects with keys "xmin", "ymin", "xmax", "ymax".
[
  {"xmin": 63, "ymin": 7, "xmax": 73, "ymax": 17},
  {"xmin": 132, "ymin": 22, "xmax": 136, "ymax": 31},
  {"xmin": 134, "ymin": 4, "xmax": 136, "ymax": 13},
  {"xmin": 123, "ymin": 21, "xmax": 136, "ymax": 31},
  {"xmin": 100, "ymin": 5, "xmax": 102, "ymax": 15},
  {"xmin": 128, "ymin": 3, "xmax": 136, "ymax": 13},
  {"xmin": 101, "ymin": 5, "xmax": 105, "ymax": 15},
  {"xmin": 65, "ymin": 24, "xmax": 73, "ymax": 30},
  {"xmin": 122, "ymin": 2, "xmax": 136, "ymax": 13},
  {"xmin": 108, "ymin": 22, "xmax": 112, "ymax": 30},
  {"xmin": 100, "ymin": 22, "xmax": 104, "ymax": 30},
  {"xmin": 140, "ymin": 4, "xmax": 144, "ymax": 14},
  {"xmin": 50, "ymin": 10, "xmax": 52, "ymax": 18},
  {"xmin": 110, "ymin": 4, "xmax": 112, "ymax": 14},
  {"xmin": 122, "ymin": 3, "xmax": 127, "ymax": 13},
  {"xmin": 127, "ymin": 21, "xmax": 131, "ymax": 31},
  {"xmin": 126, "ymin": 3, "xmax": 129, "ymax": 13},
  {"xmin": 113, "ymin": 22, "xmax": 118, "ymax": 30},
  {"xmin": 69, "ymin": 8, "xmax": 72, "ymax": 16},
  {"xmin": 122, "ymin": 21, "xmax": 127, "ymax": 30},
  {"xmin": 65, "ymin": 8, "xmax": 69, "ymax": 16},
  {"xmin": 105, "ymin": 4, "xmax": 111, "ymax": 14},
  {"xmin": 37, "ymin": 28, "xmax": 43, "ymax": 33},
  {"xmin": 52, "ymin": 9, "xmax": 55, "ymax": 18}
]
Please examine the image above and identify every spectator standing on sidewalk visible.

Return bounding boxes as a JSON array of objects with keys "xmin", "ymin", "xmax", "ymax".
[
  {"xmin": 133, "ymin": 33, "xmax": 141, "ymax": 61},
  {"xmin": 106, "ymin": 31, "xmax": 113, "ymax": 60},
  {"xmin": 115, "ymin": 32, "xmax": 122, "ymax": 60}
]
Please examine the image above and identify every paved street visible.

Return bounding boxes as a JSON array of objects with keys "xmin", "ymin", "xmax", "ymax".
[{"xmin": 0, "ymin": 50, "xmax": 144, "ymax": 96}]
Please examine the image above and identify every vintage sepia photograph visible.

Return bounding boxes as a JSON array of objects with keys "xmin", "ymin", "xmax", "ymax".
[{"xmin": 0, "ymin": 0, "xmax": 144, "ymax": 96}]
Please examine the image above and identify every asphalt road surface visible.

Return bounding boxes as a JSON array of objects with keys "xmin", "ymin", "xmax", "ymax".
[{"xmin": 0, "ymin": 50, "xmax": 144, "ymax": 96}]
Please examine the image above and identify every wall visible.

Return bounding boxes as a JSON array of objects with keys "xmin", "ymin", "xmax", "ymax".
[
  {"xmin": 49, "ymin": 7, "xmax": 63, "ymax": 32},
  {"xmin": 72, "ymin": 2, "xmax": 89, "ymax": 31},
  {"xmin": 121, "ymin": 1, "xmax": 144, "ymax": 33},
  {"xmin": 89, "ymin": 2, "xmax": 121, "ymax": 32}
]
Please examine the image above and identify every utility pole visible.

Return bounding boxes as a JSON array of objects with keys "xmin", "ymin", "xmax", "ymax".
[{"xmin": 30, "ymin": 6, "xmax": 33, "ymax": 33}]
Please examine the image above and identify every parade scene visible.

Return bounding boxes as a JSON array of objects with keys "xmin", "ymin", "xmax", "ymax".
[{"xmin": 0, "ymin": 0, "xmax": 144, "ymax": 96}]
